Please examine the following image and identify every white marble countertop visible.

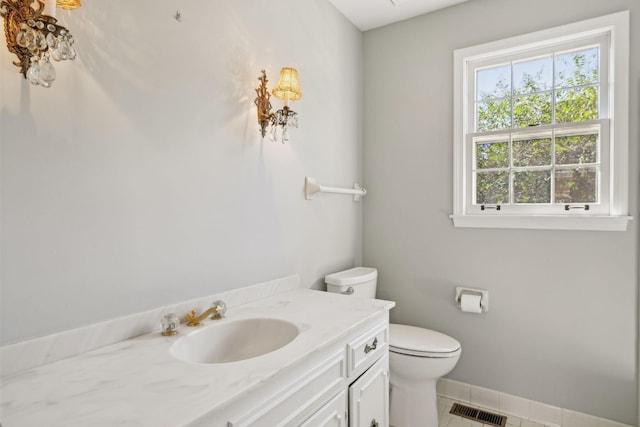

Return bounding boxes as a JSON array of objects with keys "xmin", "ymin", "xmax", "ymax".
[{"xmin": 0, "ymin": 288, "xmax": 394, "ymax": 427}]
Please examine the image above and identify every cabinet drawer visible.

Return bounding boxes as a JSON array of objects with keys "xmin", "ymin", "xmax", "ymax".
[
  {"xmin": 228, "ymin": 350, "xmax": 346, "ymax": 427},
  {"xmin": 346, "ymin": 322, "xmax": 388, "ymax": 376}
]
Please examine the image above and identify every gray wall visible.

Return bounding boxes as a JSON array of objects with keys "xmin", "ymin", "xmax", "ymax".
[
  {"xmin": 0, "ymin": 0, "xmax": 363, "ymax": 344},
  {"xmin": 363, "ymin": 0, "xmax": 638, "ymax": 424}
]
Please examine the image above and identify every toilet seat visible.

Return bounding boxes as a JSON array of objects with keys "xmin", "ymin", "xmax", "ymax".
[{"xmin": 389, "ymin": 324, "xmax": 461, "ymax": 358}]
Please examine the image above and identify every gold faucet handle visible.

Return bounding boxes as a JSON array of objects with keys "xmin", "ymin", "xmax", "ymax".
[{"xmin": 185, "ymin": 309, "xmax": 203, "ymax": 327}]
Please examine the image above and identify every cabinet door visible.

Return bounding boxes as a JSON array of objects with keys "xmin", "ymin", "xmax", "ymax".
[
  {"xmin": 348, "ymin": 354, "xmax": 389, "ymax": 427},
  {"xmin": 300, "ymin": 389, "xmax": 347, "ymax": 427}
]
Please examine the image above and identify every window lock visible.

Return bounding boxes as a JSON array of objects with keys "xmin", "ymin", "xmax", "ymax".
[
  {"xmin": 480, "ymin": 205, "xmax": 501, "ymax": 211},
  {"xmin": 564, "ymin": 204, "xmax": 590, "ymax": 211}
]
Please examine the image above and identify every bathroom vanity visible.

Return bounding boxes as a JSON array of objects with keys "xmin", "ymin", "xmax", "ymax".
[
  {"xmin": 222, "ymin": 313, "xmax": 390, "ymax": 427},
  {"xmin": 0, "ymin": 287, "xmax": 394, "ymax": 427}
]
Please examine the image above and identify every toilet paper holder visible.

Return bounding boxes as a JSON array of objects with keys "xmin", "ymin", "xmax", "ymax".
[{"xmin": 455, "ymin": 287, "xmax": 489, "ymax": 313}]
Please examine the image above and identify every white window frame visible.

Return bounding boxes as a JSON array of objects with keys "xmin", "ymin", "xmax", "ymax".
[{"xmin": 451, "ymin": 11, "xmax": 631, "ymax": 231}]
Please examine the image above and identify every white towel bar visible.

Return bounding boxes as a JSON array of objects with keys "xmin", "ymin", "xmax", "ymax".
[{"xmin": 304, "ymin": 177, "xmax": 367, "ymax": 202}]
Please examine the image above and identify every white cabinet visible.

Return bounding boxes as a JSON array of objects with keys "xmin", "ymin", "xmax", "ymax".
[
  {"xmin": 348, "ymin": 354, "xmax": 389, "ymax": 427},
  {"xmin": 220, "ymin": 315, "xmax": 390, "ymax": 427},
  {"xmin": 226, "ymin": 351, "xmax": 346, "ymax": 427},
  {"xmin": 300, "ymin": 390, "xmax": 348, "ymax": 427}
]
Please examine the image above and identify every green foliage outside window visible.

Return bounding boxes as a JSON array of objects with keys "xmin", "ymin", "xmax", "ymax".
[{"xmin": 474, "ymin": 49, "xmax": 599, "ymax": 206}]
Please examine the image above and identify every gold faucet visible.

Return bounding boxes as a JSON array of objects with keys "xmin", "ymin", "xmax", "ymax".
[{"xmin": 184, "ymin": 300, "xmax": 226, "ymax": 326}]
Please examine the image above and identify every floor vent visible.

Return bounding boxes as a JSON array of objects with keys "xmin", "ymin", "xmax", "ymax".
[{"xmin": 450, "ymin": 402, "xmax": 507, "ymax": 427}]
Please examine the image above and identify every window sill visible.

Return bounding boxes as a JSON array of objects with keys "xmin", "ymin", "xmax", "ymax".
[{"xmin": 450, "ymin": 214, "xmax": 632, "ymax": 231}]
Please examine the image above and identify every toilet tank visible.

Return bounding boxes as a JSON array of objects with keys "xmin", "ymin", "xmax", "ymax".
[{"xmin": 324, "ymin": 267, "xmax": 378, "ymax": 298}]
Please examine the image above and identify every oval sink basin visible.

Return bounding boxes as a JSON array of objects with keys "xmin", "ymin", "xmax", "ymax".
[{"xmin": 171, "ymin": 318, "xmax": 299, "ymax": 364}]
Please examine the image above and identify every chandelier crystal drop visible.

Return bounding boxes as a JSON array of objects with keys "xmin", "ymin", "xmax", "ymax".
[
  {"xmin": 1, "ymin": 0, "xmax": 79, "ymax": 88},
  {"xmin": 16, "ymin": 21, "xmax": 76, "ymax": 87},
  {"xmin": 269, "ymin": 106, "xmax": 298, "ymax": 144}
]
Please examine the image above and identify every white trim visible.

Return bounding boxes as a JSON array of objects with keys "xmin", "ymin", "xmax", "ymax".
[
  {"xmin": 452, "ymin": 11, "xmax": 631, "ymax": 231},
  {"xmin": 608, "ymin": 11, "xmax": 630, "ymax": 217},
  {"xmin": 453, "ymin": 46, "xmax": 467, "ymax": 217},
  {"xmin": 437, "ymin": 378, "xmax": 635, "ymax": 427},
  {"xmin": 454, "ymin": 12, "xmax": 627, "ymax": 64},
  {"xmin": 450, "ymin": 214, "xmax": 632, "ymax": 231}
]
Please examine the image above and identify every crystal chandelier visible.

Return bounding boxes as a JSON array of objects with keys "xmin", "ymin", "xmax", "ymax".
[
  {"xmin": 1, "ymin": 0, "xmax": 80, "ymax": 88},
  {"xmin": 254, "ymin": 68, "xmax": 302, "ymax": 143}
]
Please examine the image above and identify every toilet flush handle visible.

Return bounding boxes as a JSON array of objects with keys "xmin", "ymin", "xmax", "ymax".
[{"xmin": 342, "ymin": 286, "xmax": 354, "ymax": 295}]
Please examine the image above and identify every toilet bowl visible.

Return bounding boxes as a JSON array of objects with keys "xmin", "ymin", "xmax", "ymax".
[
  {"xmin": 389, "ymin": 324, "xmax": 461, "ymax": 427},
  {"xmin": 325, "ymin": 267, "xmax": 461, "ymax": 427}
]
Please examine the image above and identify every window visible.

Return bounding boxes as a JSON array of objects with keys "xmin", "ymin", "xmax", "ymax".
[{"xmin": 452, "ymin": 12, "xmax": 630, "ymax": 231}]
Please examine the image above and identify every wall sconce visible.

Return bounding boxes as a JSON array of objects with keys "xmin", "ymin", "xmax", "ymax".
[
  {"xmin": 1, "ymin": 0, "xmax": 80, "ymax": 88},
  {"xmin": 254, "ymin": 68, "xmax": 302, "ymax": 143}
]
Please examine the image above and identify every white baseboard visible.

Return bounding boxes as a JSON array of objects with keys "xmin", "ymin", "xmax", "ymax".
[{"xmin": 437, "ymin": 378, "xmax": 634, "ymax": 427}]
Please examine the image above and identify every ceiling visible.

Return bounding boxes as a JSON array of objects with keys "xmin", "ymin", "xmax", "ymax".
[{"xmin": 328, "ymin": 0, "xmax": 469, "ymax": 31}]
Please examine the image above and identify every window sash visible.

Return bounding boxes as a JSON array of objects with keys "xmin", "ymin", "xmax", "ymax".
[
  {"xmin": 465, "ymin": 34, "xmax": 610, "ymax": 134},
  {"xmin": 465, "ymin": 120, "xmax": 609, "ymax": 215},
  {"xmin": 463, "ymin": 34, "xmax": 610, "ymax": 215}
]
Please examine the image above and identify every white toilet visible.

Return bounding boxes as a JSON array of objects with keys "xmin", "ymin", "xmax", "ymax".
[{"xmin": 325, "ymin": 267, "xmax": 461, "ymax": 427}]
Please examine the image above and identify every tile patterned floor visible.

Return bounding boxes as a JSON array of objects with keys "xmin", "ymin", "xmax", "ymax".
[{"xmin": 438, "ymin": 396, "xmax": 551, "ymax": 427}]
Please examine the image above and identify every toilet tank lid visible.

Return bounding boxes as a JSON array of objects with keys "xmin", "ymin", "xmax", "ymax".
[
  {"xmin": 324, "ymin": 267, "xmax": 377, "ymax": 286},
  {"xmin": 389, "ymin": 324, "xmax": 461, "ymax": 354}
]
